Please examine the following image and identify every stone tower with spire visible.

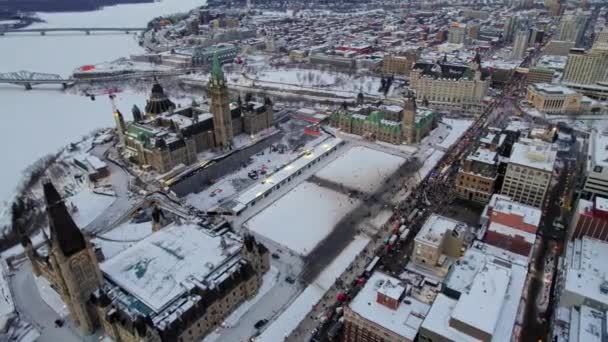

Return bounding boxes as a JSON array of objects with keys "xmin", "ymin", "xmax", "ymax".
[
  {"xmin": 23, "ymin": 182, "xmax": 103, "ymax": 334},
  {"xmin": 209, "ymin": 53, "xmax": 233, "ymax": 148},
  {"xmin": 402, "ymin": 93, "xmax": 417, "ymax": 144}
]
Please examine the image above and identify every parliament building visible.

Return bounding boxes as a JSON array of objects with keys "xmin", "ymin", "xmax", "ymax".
[
  {"xmin": 17, "ymin": 181, "xmax": 270, "ymax": 341},
  {"xmin": 115, "ymin": 56, "xmax": 274, "ymax": 173}
]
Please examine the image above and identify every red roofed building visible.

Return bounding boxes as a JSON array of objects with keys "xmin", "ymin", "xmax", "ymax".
[
  {"xmin": 481, "ymin": 194, "xmax": 541, "ymax": 257},
  {"xmin": 569, "ymin": 197, "xmax": 608, "ymax": 241}
]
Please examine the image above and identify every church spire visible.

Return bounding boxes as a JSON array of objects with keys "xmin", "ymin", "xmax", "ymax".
[
  {"xmin": 211, "ymin": 53, "xmax": 224, "ymax": 82},
  {"xmin": 43, "ymin": 181, "xmax": 86, "ymax": 257}
]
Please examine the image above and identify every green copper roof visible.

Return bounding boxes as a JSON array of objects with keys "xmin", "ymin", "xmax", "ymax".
[{"xmin": 211, "ymin": 53, "xmax": 224, "ymax": 82}]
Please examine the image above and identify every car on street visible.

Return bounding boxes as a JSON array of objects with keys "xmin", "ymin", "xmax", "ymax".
[
  {"xmin": 254, "ymin": 319, "xmax": 268, "ymax": 329},
  {"xmin": 271, "ymin": 253, "xmax": 280, "ymax": 259},
  {"xmin": 285, "ymin": 276, "xmax": 296, "ymax": 284}
]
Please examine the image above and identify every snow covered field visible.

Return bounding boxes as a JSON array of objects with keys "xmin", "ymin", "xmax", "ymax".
[
  {"xmin": 315, "ymin": 146, "xmax": 405, "ymax": 194},
  {"xmin": 258, "ymin": 235, "xmax": 369, "ymax": 341},
  {"xmin": 212, "ymin": 58, "xmax": 401, "ymax": 99},
  {"xmin": 67, "ymin": 190, "xmax": 115, "ymax": 228},
  {"xmin": 245, "ymin": 182, "xmax": 359, "ymax": 256}
]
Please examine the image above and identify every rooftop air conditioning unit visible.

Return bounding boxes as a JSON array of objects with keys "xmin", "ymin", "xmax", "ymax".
[{"xmin": 600, "ymin": 280, "xmax": 608, "ymax": 295}]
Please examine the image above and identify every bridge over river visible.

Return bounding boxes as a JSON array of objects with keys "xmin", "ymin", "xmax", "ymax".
[
  {"xmin": 0, "ymin": 27, "xmax": 147, "ymax": 36},
  {"xmin": 0, "ymin": 69, "xmax": 197, "ymax": 90}
]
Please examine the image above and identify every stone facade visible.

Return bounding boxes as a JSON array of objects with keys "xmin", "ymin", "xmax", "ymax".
[
  {"xmin": 209, "ymin": 55, "xmax": 233, "ymax": 148},
  {"xmin": 117, "ymin": 68, "xmax": 273, "ymax": 174},
  {"xmin": 410, "ymin": 53, "xmax": 489, "ymax": 115},
  {"xmin": 329, "ymin": 98, "xmax": 436, "ymax": 145},
  {"xmin": 526, "ymin": 83, "xmax": 582, "ymax": 114},
  {"xmin": 20, "ymin": 181, "xmax": 271, "ymax": 341},
  {"xmin": 455, "ymin": 153, "xmax": 498, "ymax": 204},
  {"xmin": 382, "ymin": 51, "xmax": 417, "ymax": 76}
]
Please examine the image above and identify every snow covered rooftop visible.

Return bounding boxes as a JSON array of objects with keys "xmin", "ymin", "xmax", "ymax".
[
  {"xmin": 314, "ymin": 146, "xmax": 405, "ymax": 194},
  {"xmin": 100, "ymin": 223, "xmax": 241, "ymax": 313},
  {"xmin": 563, "ymin": 237, "xmax": 608, "ymax": 308},
  {"xmin": 577, "ymin": 306, "xmax": 606, "ymax": 342},
  {"xmin": 244, "ymin": 182, "xmax": 358, "ymax": 256},
  {"xmin": 451, "ymin": 262, "xmax": 510, "ymax": 336},
  {"xmin": 504, "ymin": 120, "xmax": 529, "ymax": 133},
  {"xmin": 530, "ymin": 83, "xmax": 577, "ymax": 95},
  {"xmin": 422, "ymin": 245, "xmax": 527, "ymax": 342},
  {"xmin": 596, "ymin": 197, "xmax": 608, "ymax": 213},
  {"xmin": 416, "ymin": 214, "xmax": 468, "ymax": 248},
  {"xmin": 93, "ymin": 221, "xmax": 153, "ymax": 260},
  {"xmin": 467, "ymin": 148, "xmax": 497, "ymax": 165},
  {"xmin": 378, "ymin": 277, "xmax": 405, "ymax": 301},
  {"xmin": 492, "ymin": 196, "xmax": 542, "ymax": 227},
  {"xmin": 590, "ymin": 130, "xmax": 608, "ymax": 168},
  {"xmin": 349, "ymin": 272, "xmax": 430, "ymax": 340},
  {"xmin": 509, "ymin": 141, "xmax": 556, "ymax": 172},
  {"xmin": 230, "ymin": 137, "xmax": 344, "ymax": 212}
]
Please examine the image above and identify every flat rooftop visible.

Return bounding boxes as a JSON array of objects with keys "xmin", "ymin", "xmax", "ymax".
[
  {"xmin": 422, "ymin": 244, "xmax": 527, "ymax": 341},
  {"xmin": 229, "ymin": 137, "xmax": 344, "ymax": 212},
  {"xmin": 530, "ymin": 83, "xmax": 578, "ymax": 95},
  {"xmin": 467, "ymin": 148, "xmax": 497, "ymax": 165},
  {"xmin": 492, "ymin": 195, "xmax": 542, "ymax": 227},
  {"xmin": 314, "ymin": 146, "xmax": 406, "ymax": 194},
  {"xmin": 100, "ymin": 224, "xmax": 241, "ymax": 313},
  {"xmin": 564, "ymin": 237, "xmax": 608, "ymax": 308},
  {"xmin": 349, "ymin": 272, "xmax": 430, "ymax": 340},
  {"xmin": 451, "ymin": 262, "xmax": 510, "ymax": 336},
  {"xmin": 415, "ymin": 214, "xmax": 468, "ymax": 248},
  {"xmin": 591, "ymin": 130, "xmax": 608, "ymax": 168},
  {"xmin": 509, "ymin": 141, "xmax": 557, "ymax": 172}
]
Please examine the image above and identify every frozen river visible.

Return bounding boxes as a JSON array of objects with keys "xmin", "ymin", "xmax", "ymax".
[{"xmin": 0, "ymin": 0, "xmax": 206, "ymax": 214}]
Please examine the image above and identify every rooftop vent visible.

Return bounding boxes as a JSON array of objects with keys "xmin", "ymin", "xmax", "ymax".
[{"xmin": 600, "ymin": 280, "xmax": 608, "ymax": 295}]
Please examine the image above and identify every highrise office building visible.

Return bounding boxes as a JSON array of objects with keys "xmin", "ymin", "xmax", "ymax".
[{"xmin": 512, "ymin": 29, "xmax": 530, "ymax": 59}]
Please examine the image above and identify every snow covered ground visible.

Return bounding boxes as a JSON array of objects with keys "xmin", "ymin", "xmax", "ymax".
[
  {"xmin": 257, "ymin": 235, "xmax": 369, "ymax": 341},
  {"xmin": 419, "ymin": 149, "xmax": 446, "ymax": 180},
  {"xmin": 245, "ymin": 182, "xmax": 359, "ymax": 256},
  {"xmin": 438, "ymin": 119, "xmax": 474, "ymax": 150},
  {"xmin": 0, "ymin": 89, "xmax": 146, "ymax": 216},
  {"xmin": 67, "ymin": 190, "xmax": 115, "ymax": 228},
  {"xmin": 0, "ymin": 259, "xmax": 15, "ymax": 329},
  {"xmin": 185, "ymin": 127, "xmax": 327, "ymax": 212},
  {"xmin": 34, "ymin": 275, "xmax": 69, "ymax": 318},
  {"xmin": 315, "ymin": 146, "xmax": 405, "ymax": 194}
]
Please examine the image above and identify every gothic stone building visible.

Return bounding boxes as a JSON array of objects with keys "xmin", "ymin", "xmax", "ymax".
[
  {"xmin": 330, "ymin": 97, "xmax": 437, "ymax": 145},
  {"xmin": 18, "ymin": 181, "xmax": 270, "ymax": 341},
  {"xmin": 115, "ymin": 56, "xmax": 273, "ymax": 173}
]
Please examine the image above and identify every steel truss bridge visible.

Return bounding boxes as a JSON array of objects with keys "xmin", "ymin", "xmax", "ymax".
[
  {"xmin": 0, "ymin": 27, "xmax": 146, "ymax": 36},
  {"xmin": 0, "ymin": 69, "xmax": 195, "ymax": 90}
]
